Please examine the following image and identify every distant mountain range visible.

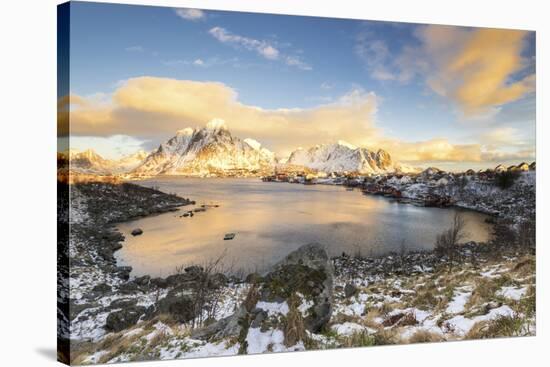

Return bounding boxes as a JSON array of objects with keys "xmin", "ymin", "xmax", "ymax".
[
  {"xmin": 65, "ymin": 121, "xmax": 530, "ymax": 178},
  {"xmin": 285, "ymin": 141, "xmax": 416, "ymax": 174},
  {"xmin": 65, "ymin": 149, "xmax": 147, "ymax": 175}
]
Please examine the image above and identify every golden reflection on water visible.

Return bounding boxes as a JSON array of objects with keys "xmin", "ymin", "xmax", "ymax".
[{"xmin": 115, "ymin": 178, "xmax": 492, "ymax": 277}]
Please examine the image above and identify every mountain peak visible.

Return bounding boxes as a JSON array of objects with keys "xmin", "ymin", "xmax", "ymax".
[
  {"xmin": 206, "ymin": 118, "xmax": 227, "ymax": 131},
  {"xmin": 176, "ymin": 127, "xmax": 195, "ymax": 136},
  {"xmin": 131, "ymin": 123, "xmax": 274, "ymax": 176},
  {"xmin": 337, "ymin": 140, "xmax": 357, "ymax": 149}
]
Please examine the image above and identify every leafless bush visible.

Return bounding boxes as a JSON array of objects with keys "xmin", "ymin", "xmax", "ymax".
[
  {"xmin": 172, "ymin": 250, "xmax": 234, "ymax": 329},
  {"xmin": 435, "ymin": 213, "xmax": 468, "ymax": 272}
]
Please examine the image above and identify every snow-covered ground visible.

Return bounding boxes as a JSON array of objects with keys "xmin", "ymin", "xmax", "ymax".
[
  {"xmin": 63, "ymin": 178, "xmax": 535, "ymax": 364},
  {"xmin": 72, "ymin": 247, "xmax": 535, "ymax": 364}
]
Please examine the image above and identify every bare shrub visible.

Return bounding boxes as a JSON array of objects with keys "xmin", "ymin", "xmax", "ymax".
[
  {"xmin": 435, "ymin": 213, "xmax": 468, "ymax": 272},
  {"xmin": 174, "ymin": 250, "xmax": 233, "ymax": 329}
]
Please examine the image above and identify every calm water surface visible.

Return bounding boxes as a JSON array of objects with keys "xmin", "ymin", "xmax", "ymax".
[{"xmin": 116, "ymin": 178, "xmax": 492, "ymax": 277}]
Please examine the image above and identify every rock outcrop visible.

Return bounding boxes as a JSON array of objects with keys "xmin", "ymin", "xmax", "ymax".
[{"xmin": 192, "ymin": 243, "xmax": 334, "ymax": 347}]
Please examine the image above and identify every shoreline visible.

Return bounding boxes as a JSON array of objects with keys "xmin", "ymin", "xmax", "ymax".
[{"xmin": 60, "ymin": 179, "xmax": 535, "ymax": 364}]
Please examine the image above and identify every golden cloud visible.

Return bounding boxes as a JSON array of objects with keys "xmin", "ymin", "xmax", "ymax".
[
  {"xmin": 65, "ymin": 77, "xmax": 531, "ymax": 166},
  {"xmin": 375, "ymin": 138, "xmax": 482, "ymax": 163},
  {"xmin": 68, "ymin": 77, "xmax": 379, "ymax": 157},
  {"xmin": 416, "ymin": 26, "xmax": 535, "ymax": 116}
]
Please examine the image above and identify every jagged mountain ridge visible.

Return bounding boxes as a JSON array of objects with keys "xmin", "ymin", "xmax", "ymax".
[
  {"xmin": 65, "ymin": 149, "xmax": 148, "ymax": 175},
  {"xmin": 284, "ymin": 141, "xmax": 414, "ymax": 174},
  {"xmin": 67, "ymin": 122, "xmax": 420, "ymax": 177},
  {"xmin": 131, "ymin": 120, "xmax": 275, "ymax": 176}
]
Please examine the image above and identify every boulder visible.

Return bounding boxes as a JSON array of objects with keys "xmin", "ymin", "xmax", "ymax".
[
  {"xmin": 134, "ymin": 275, "xmax": 151, "ymax": 287},
  {"xmin": 91, "ymin": 283, "xmax": 112, "ymax": 295},
  {"xmin": 108, "ymin": 298, "xmax": 138, "ymax": 310},
  {"xmin": 156, "ymin": 288, "xmax": 197, "ymax": 322},
  {"xmin": 192, "ymin": 243, "xmax": 334, "ymax": 342},
  {"xmin": 191, "ymin": 305, "xmax": 248, "ymax": 341},
  {"xmin": 118, "ymin": 281, "xmax": 139, "ymax": 294},
  {"xmin": 114, "ymin": 266, "xmax": 132, "ymax": 281},
  {"xmin": 105, "ymin": 305, "xmax": 146, "ymax": 332},
  {"xmin": 344, "ymin": 283, "xmax": 358, "ymax": 298},
  {"xmin": 264, "ymin": 243, "xmax": 334, "ymax": 333},
  {"xmin": 150, "ymin": 277, "xmax": 168, "ymax": 289},
  {"xmin": 131, "ymin": 228, "xmax": 143, "ymax": 236}
]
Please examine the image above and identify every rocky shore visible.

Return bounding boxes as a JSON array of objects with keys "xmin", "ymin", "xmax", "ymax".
[
  {"xmin": 263, "ymin": 169, "xmax": 536, "ymax": 241},
  {"xmin": 59, "ymin": 181, "xmax": 536, "ymax": 365}
]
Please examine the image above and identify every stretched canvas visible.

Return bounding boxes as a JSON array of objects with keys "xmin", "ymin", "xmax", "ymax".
[{"xmin": 57, "ymin": 1, "xmax": 536, "ymax": 365}]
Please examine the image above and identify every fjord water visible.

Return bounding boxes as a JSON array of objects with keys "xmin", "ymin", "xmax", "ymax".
[{"xmin": 116, "ymin": 178, "xmax": 492, "ymax": 277}]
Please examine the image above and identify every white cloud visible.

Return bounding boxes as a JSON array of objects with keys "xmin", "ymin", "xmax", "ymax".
[
  {"xmin": 162, "ymin": 57, "xmax": 242, "ymax": 69},
  {"xmin": 355, "ymin": 34, "xmax": 397, "ymax": 81},
  {"xmin": 193, "ymin": 58, "xmax": 205, "ymax": 66},
  {"xmin": 285, "ymin": 55, "xmax": 312, "ymax": 70},
  {"xmin": 260, "ymin": 45, "xmax": 279, "ymax": 60},
  {"xmin": 209, "ymin": 27, "xmax": 278, "ymax": 59},
  {"xmin": 174, "ymin": 8, "xmax": 205, "ymax": 21},
  {"xmin": 208, "ymin": 27, "xmax": 311, "ymax": 70},
  {"xmin": 125, "ymin": 45, "xmax": 144, "ymax": 52}
]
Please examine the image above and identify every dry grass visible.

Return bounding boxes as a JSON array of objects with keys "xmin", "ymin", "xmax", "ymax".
[
  {"xmin": 465, "ymin": 278, "xmax": 500, "ymax": 309},
  {"xmin": 339, "ymin": 331, "xmax": 375, "ymax": 348},
  {"xmin": 372, "ymin": 328, "xmax": 401, "ymax": 345},
  {"xmin": 411, "ymin": 290, "xmax": 439, "ymax": 310},
  {"xmin": 465, "ymin": 316, "xmax": 525, "ymax": 339},
  {"xmin": 243, "ymin": 284, "xmax": 260, "ymax": 312},
  {"xmin": 511, "ymin": 255, "xmax": 536, "ymax": 277},
  {"xmin": 70, "ymin": 315, "xmax": 188, "ymax": 365},
  {"xmin": 284, "ymin": 294, "xmax": 307, "ymax": 347},
  {"xmin": 407, "ymin": 330, "xmax": 444, "ymax": 344}
]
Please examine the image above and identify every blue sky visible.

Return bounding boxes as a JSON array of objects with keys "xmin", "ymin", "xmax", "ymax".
[{"xmin": 66, "ymin": 1, "xmax": 536, "ymax": 170}]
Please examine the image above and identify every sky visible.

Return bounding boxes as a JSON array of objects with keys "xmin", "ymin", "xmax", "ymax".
[{"xmin": 63, "ymin": 1, "xmax": 536, "ymax": 171}]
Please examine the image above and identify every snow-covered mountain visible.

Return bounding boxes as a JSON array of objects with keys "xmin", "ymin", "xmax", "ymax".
[
  {"xmin": 66, "ymin": 149, "xmax": 148, "ymax": 175},
  {"xmin": 68, "ymin": 149, "xmax": 115, "ymax": 174},
  {"xmin": 113, "ymin": 150, "xmax": 148, "ymax": 173},
  {"xmin": 131, "ymin": 119, "xmax": 275, "ymax": 177},
  {"xmin": 284, "ymin": 141, "xmax": 415, "ymax": 174}
]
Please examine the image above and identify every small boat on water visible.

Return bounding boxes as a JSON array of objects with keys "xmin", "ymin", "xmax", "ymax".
[{"xmin": 224, "ymin": 233, "xmax": 236, "ymax": 240}]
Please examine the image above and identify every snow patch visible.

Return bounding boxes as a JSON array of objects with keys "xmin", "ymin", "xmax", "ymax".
[
  {"xmin": 331, "ymin": 322, "xmax": 371, "ymax": 336},
  {"xmin": 497, "ymin": 286, "xmax": 528, "ymax": 301},
  {"xmin": 446, "ymin": 290, "xmax": 471, "ymax": 314},
  {"xmin": 255, "ymin": 301, "xmax": 290, "ymax": 317},
  {"xmin": 245, "ymin": 327, "xmax": 305, "ymax": 354}
]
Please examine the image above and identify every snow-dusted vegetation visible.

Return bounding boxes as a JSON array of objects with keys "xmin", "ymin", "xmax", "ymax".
[{"xmin": 60, "ymin": 162, "xmax": 535, "ymax": 364}]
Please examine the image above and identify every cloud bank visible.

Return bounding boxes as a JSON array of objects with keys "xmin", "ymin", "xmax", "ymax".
[
  {"xmin": 357, "ymin": 25, "xmax": 535, "ymax": 117},
  {"xmin": 63, "ymin": 77, "xmax": 533, "ymax": 165}
]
